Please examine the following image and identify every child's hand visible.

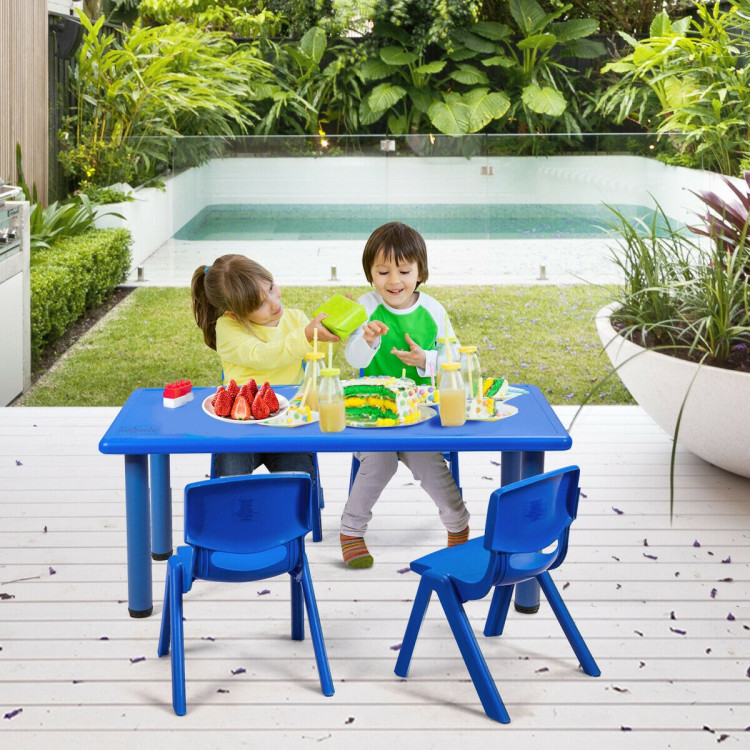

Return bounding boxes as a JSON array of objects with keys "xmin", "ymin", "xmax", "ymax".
[
  {"xmin": 306, "ymin": 314, "xmax": 340, "ymax": 344},
  {"xmin": 391, "ymin": 333, "xmax": 426, "ymax": 369},
  {"xmin": 362, "ymin": 320, "xmax": 388, "ymax": 347}
]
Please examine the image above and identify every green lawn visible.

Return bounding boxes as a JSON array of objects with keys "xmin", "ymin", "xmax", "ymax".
[{"xmin": 20, "ymin": 284, "xmax": 632, "ymax": 407}]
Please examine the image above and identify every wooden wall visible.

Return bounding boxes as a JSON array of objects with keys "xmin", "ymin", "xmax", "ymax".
[{"xmin": 0, "ymin": 0, "xmax": 49, "ymax": 204}]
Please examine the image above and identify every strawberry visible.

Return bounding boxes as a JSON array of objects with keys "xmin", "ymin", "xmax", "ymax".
[
  {"xmin": 213, "ymin": 388, "xmax": 233, "ymax": 417},
  {"xmin": 226, "ymin": 379, "xmax": 240, "ymax": 401},
  {"xmin": 263, "ymin": 386, "xmax": 279, "ymax": 414},
  {"xmin": 230, "ymin": 394, "xmax": 251, "ymax": 421},
  {"xmin": 251, "ymin": 391, "xmax": 271, "ymax": 420},
  {"xmin": 259, "ymin": 381, "xmax": 271, "ymax": 395},
  {"xmin": 240, "ymin": 378, "xmax": 258, "ymax": 401},
  {"xmin": 211, "ymin": 386, "xmax": 223, "ymax": 406}
]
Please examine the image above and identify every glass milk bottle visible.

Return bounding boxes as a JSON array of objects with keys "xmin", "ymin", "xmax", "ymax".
[
  {"xmin": 318, "ymin": 367, "xmax": 346, "ymax": 433},
  {"xmin": 298, "ymin": 351, "xmax": 325, "ymax": 411},
  {"xmin": 437, "ymin": 334, "xmax": 460, "ymax": 367},
  {"xmin": 459, "ymin": 345, "xmax": 482, "ymax": 401},
  {"xmin": 437, "ymin": 362, "xmax": 466, "ymax": 427}
]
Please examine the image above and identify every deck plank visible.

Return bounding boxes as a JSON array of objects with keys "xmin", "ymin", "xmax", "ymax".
[{"xmin": 1, "ymin": 404, "xmax": 749, "ymax": 748}]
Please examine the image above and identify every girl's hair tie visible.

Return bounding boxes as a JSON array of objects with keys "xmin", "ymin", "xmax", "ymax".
[{"xmin": 204, "ymin": 265, "xmax": 211, "ymax": 275}]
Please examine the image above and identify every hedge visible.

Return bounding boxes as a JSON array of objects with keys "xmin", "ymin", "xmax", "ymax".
[{"xmin": 30, "ymin": 228, "xmax": 132, "ymax": 364}]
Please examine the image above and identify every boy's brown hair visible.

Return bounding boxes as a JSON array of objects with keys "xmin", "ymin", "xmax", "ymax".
[{"xmin": 362, "ymin": 222, "xmax": 429, "ymax": 288}]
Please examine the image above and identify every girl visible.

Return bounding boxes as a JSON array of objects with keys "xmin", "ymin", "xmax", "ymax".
[
  {"xmin": 191, "ymin": 253, "xmax": 338, "ymax": 477},
  {"xmin": 341, "ymin": 222, "xmax": 470, "ymax": 568}
]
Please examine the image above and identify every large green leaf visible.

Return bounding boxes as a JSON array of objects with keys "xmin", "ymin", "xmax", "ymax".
[
  {"xmin": 464, "ymin": 88, "xmax": 510, "ymax": 131},
  {"xmin": 549, "ymin": 18, "xmax": 599, "ymax": 43},
  {"xmin": 299, "ymin": 27, "xmax": 326, "ymax": 64},
  {"xmin": 427, "ymin": 96, "xmax": 471, "ymax": 135},
  {"xmin": 482, "ymin": 55, "xmax": 516, "ymax": 69},
  {"xmin": 522, "ymin": 84, "xmax": 567, "ymax": 116},
  {"xmin": 358, "ymin": 97, "xmax": 381, "ymax": 126},
  {"xmin": 367, "ymin": 82, "xmax": 407, "ymax": 113},
  {"xmin": 380, "ymin": 46, "xmax": 418, "ymax": 66},
  {"xmin": 561, "ymin": 38, "xmax": 607, "ymax": 59},
  {"xmin": 450, "ymin": 28, "xmax": 497, "ymax": 54},
  {"xmin": 387, "ymin": 113, "xmax": 407, "ymax": 135},
  {"xmin": 649, "ymin": 11, "xmax": 673, "ymax": 37},
  {"xmin": 510, "ymin": 0, "xmax": 547, "ymax": 35},
  {"xmin": 414, "ymin": 60, "xmax": 447, "ymax": 75},
  {"xmin": 408, "ymin": 87, "xmax": 436, "ymax": 113},
  {"xmin": 472, "ymin": 21, "xmax": 511, "ymax": 41},
  {"xmin": 517, "ymin": 33, "xmax": 557, "ymax": 53},
  {"xmin": 449, "ymin": 64, "xmax": 489, "ymax": 86},
  {"xmin": 358, "ymin": 58, "xmax": 393, "ymax": 81}
]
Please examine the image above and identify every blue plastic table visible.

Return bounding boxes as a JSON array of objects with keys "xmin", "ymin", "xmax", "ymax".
[{"xmin": 99, "ymin": 385, "xmax": 572, "ymax": 617}]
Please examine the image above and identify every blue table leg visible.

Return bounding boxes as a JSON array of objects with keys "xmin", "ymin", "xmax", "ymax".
[
  {"xmin": 149, "ymin": 454, "xmax": 173, "ymax": 560},
  {"xmin": 500, "ymin": 451, "xmax": 545, "ymax": 614},
  {"xmin": 124, "ymin": 454, "xmax": 153, "ymax": 617}
]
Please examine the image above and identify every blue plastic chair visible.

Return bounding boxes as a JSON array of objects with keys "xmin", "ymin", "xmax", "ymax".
[
  {"xmin": 394, "ymin": 466, "xmax": 600, "ymax": 723},
  {"xmin": 157, "ymin": 473, "xmax": 334, "ymax": 715},
  {"xmin": 210, "ymin": 453, "xmax": 324, "ymax": 542}
]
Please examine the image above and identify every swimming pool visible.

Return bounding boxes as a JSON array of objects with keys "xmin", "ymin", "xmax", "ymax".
[{"xmin": 173, "ymin": 203, "xmax": 667, "ymax": 241}]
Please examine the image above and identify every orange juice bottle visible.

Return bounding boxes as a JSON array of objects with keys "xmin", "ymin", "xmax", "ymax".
[
  {"xmin": 318, "ymin": 367, "xmax": 346, "ymax": 433},
  {"xmin": 298, "ymin": 351, "xmax": 325, "ymax": 411},
  {"xmin": 437, "ymin": 362, "xmax": 466, "ymax": 427}
]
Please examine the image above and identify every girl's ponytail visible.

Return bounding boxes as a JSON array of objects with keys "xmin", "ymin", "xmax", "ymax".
[{"xmin": 191, "ymin": 265, "xmax": 221, "ymax": 350}]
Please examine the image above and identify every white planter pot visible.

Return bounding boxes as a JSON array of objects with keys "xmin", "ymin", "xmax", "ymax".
[{"xmin": 596, "ymin": 303, "xmax": 750, "ymax": 479}]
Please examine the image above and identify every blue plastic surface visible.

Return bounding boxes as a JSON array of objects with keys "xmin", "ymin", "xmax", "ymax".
[
  {"xmin": 156, "ymin": 473, "xmax": 334, "ymax": 715},
  {"xmin": 99, "ymin": 384, "xmax": 571, "ymax": 616},
  {"xmin": 394, "ymin": 466, "xmax": 600, "ymax": 723}
]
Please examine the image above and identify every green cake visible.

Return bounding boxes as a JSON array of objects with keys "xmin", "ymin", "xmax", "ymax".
[{"xmin": 342, "ymin": 376, "xmax": 422, "ymax": 426}]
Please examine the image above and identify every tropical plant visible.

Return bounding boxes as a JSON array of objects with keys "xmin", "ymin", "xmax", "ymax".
[
  {"xmin": 16, "ymin": 144, "xmax": 123, "ymax": 250},
  {"xmin": 596, "ymin": 3, "xmax": 750, "ymax": 176},
  {"xmin": 357, "ymin": 20, "xmax": 511, "ymax": 135},
  {"xmin": 481, "ymin": 0, "xmax": 607, "ymax": 140},
  {"xmin": 563, "ymin": 0, "xmax": 695, "ymax": 35},
  {"xmin": 59, "ymin": 13, "xmax": 275, "ymax": 190},
  {"xmin": 687, "ymin": 171, "xmax": 750, "ymax": 278},
  {"xmin": 254, "ymin": 28, "xmax": 365, "ymax": 135},
  {"xmin": 138, "ymin": 0, "xmax": 286, "ymax": 38}
]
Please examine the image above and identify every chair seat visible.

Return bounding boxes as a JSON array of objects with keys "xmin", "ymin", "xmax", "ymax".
[
  {"xmin": 411, "ymin": 537, "xmax": 488, "ymax": 580},
  {"xmin": 210, "ymin": 546, "xmax": 289, "ymax": 573}
]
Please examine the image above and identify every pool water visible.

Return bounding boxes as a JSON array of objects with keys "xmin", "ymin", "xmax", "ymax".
[{"xmin": 174, "ymin": 203, "xmax": 668, "ymax": 241}]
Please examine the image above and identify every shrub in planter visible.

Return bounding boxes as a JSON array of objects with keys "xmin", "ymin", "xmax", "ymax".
[{"xmin": 30, "ymin": 228, "xmax": 132, "ymax": 364}]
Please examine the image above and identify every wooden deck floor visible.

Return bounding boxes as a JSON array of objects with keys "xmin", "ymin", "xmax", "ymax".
[{"xmin": 1, "ymin": 404, "xmax": 749, "ymax": 749}]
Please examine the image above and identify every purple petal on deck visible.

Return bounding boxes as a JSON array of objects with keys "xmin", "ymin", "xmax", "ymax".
[
  {"xmin": 397, "ymin": 567, "xmax": 410, "ymax": 574},
  {"xmin": 4, "ymin": 708, "xmax": 22, "ymax": 720},
  {"xmin": 49, "ymin": 567, "xmax": 56, "ymax": 575},
  {"xmin": 643, "ymin": 553, "xmax": 658, "ymax": 560},
  {"xmin": 710, "ymin": 588, "xmax": 717, "ymax": 598},
  {"xmin": 15, "ymin": 460, "xmax": 22, "ymax": 466},
  {"xmin": 727, "ymin": 613, "xmax": 736, "ymax": 621},
  {"xmin": 257, "ymin": 589, "xmax": 270, "ymax": 596},
  {"xmin": 129, "ymin": 656, "xmax": 145, "ymax": 663},
  {"xmin": 231, "ymin": 667, "xmax": 246, "ymax": 675},
  {"xmin": 722, "ymin": 556, "xmax": 732, "ymax": 563},
  {"xmin": 693, "ymin": 540, "xmax": 701, "ymax": 547},
  {"xmin": 390, "ymin": 643, "xmax": 402, "ymax": 651},
  {"xmin": 670, "ymin": 627, "xmax": 687, "ymax": 635},
  {"xmin": 612, "ymin": 506, "xmax": 624, "ymax": 515}
]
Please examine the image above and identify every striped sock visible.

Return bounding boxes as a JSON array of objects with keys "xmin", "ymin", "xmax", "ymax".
[
  {"xmin": 447, "ymin": 526, "xmax": 469, "ymax": 547},
  {"xmin": 340, "ymin": 534, "xmax": 373, "ymax": 568}
]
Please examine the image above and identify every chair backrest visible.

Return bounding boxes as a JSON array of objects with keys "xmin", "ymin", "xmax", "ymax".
[
  {"xmin": 184, "ymin": 473, "xmax": 312, "ymax": 555},
  {"xmin": 484, "ymin": 466, "xmax": 580, "ymax": 569}
]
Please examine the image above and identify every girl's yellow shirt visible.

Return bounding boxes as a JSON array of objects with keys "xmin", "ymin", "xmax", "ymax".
[{"xmin": 215, "ymin": 308, "xmax": 312, "ymax": 386}]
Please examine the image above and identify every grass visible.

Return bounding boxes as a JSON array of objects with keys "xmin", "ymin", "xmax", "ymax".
[{"xmin": 19, "ymin": 284, "xmax": 633, "ymax": 407}]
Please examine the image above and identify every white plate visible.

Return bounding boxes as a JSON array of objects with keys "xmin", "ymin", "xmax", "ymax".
[
  {"xmin": 202, "ymin": 393, "xmax": 289, "ymax": 423},
  {"xmin": 466, "ymin": 402, "xmax": 518, "ymax": 421},
  {"xmin": 346, "ymin": 405, "xmax": 437, "ymax": 428}
]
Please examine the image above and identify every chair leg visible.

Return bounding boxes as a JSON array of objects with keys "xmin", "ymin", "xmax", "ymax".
[
  {"xmin": 348, "ymin": 454, "xmax": 360, "ymax": 494},
  {"xmin": 483, "ymin": 584, "xmax": 513, "ymax": 637},
  {"xmin": 435, "ymin": 582, "xmax": 510, "ymax": 724},
  {"xmin": 290, "ymin": 575, "xmax": 304, "ymax": 641},
  {"xmin": 300, "ymin": 555, "xmax": 334, "ymax": 697},
  {"xmin": 157, "ymin": 572, "xmax": 171, "ymax": 658},
  {"xmin": 538, "ymin": 572, "xmax": 601, "ymax": 677},
  {"xmin": 394, "ymin": 578, "xmax": 433, "ymax": 678},
  {"xmin": 167, "ymin": 559, "xmax": 188, "ymax": 715}
]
